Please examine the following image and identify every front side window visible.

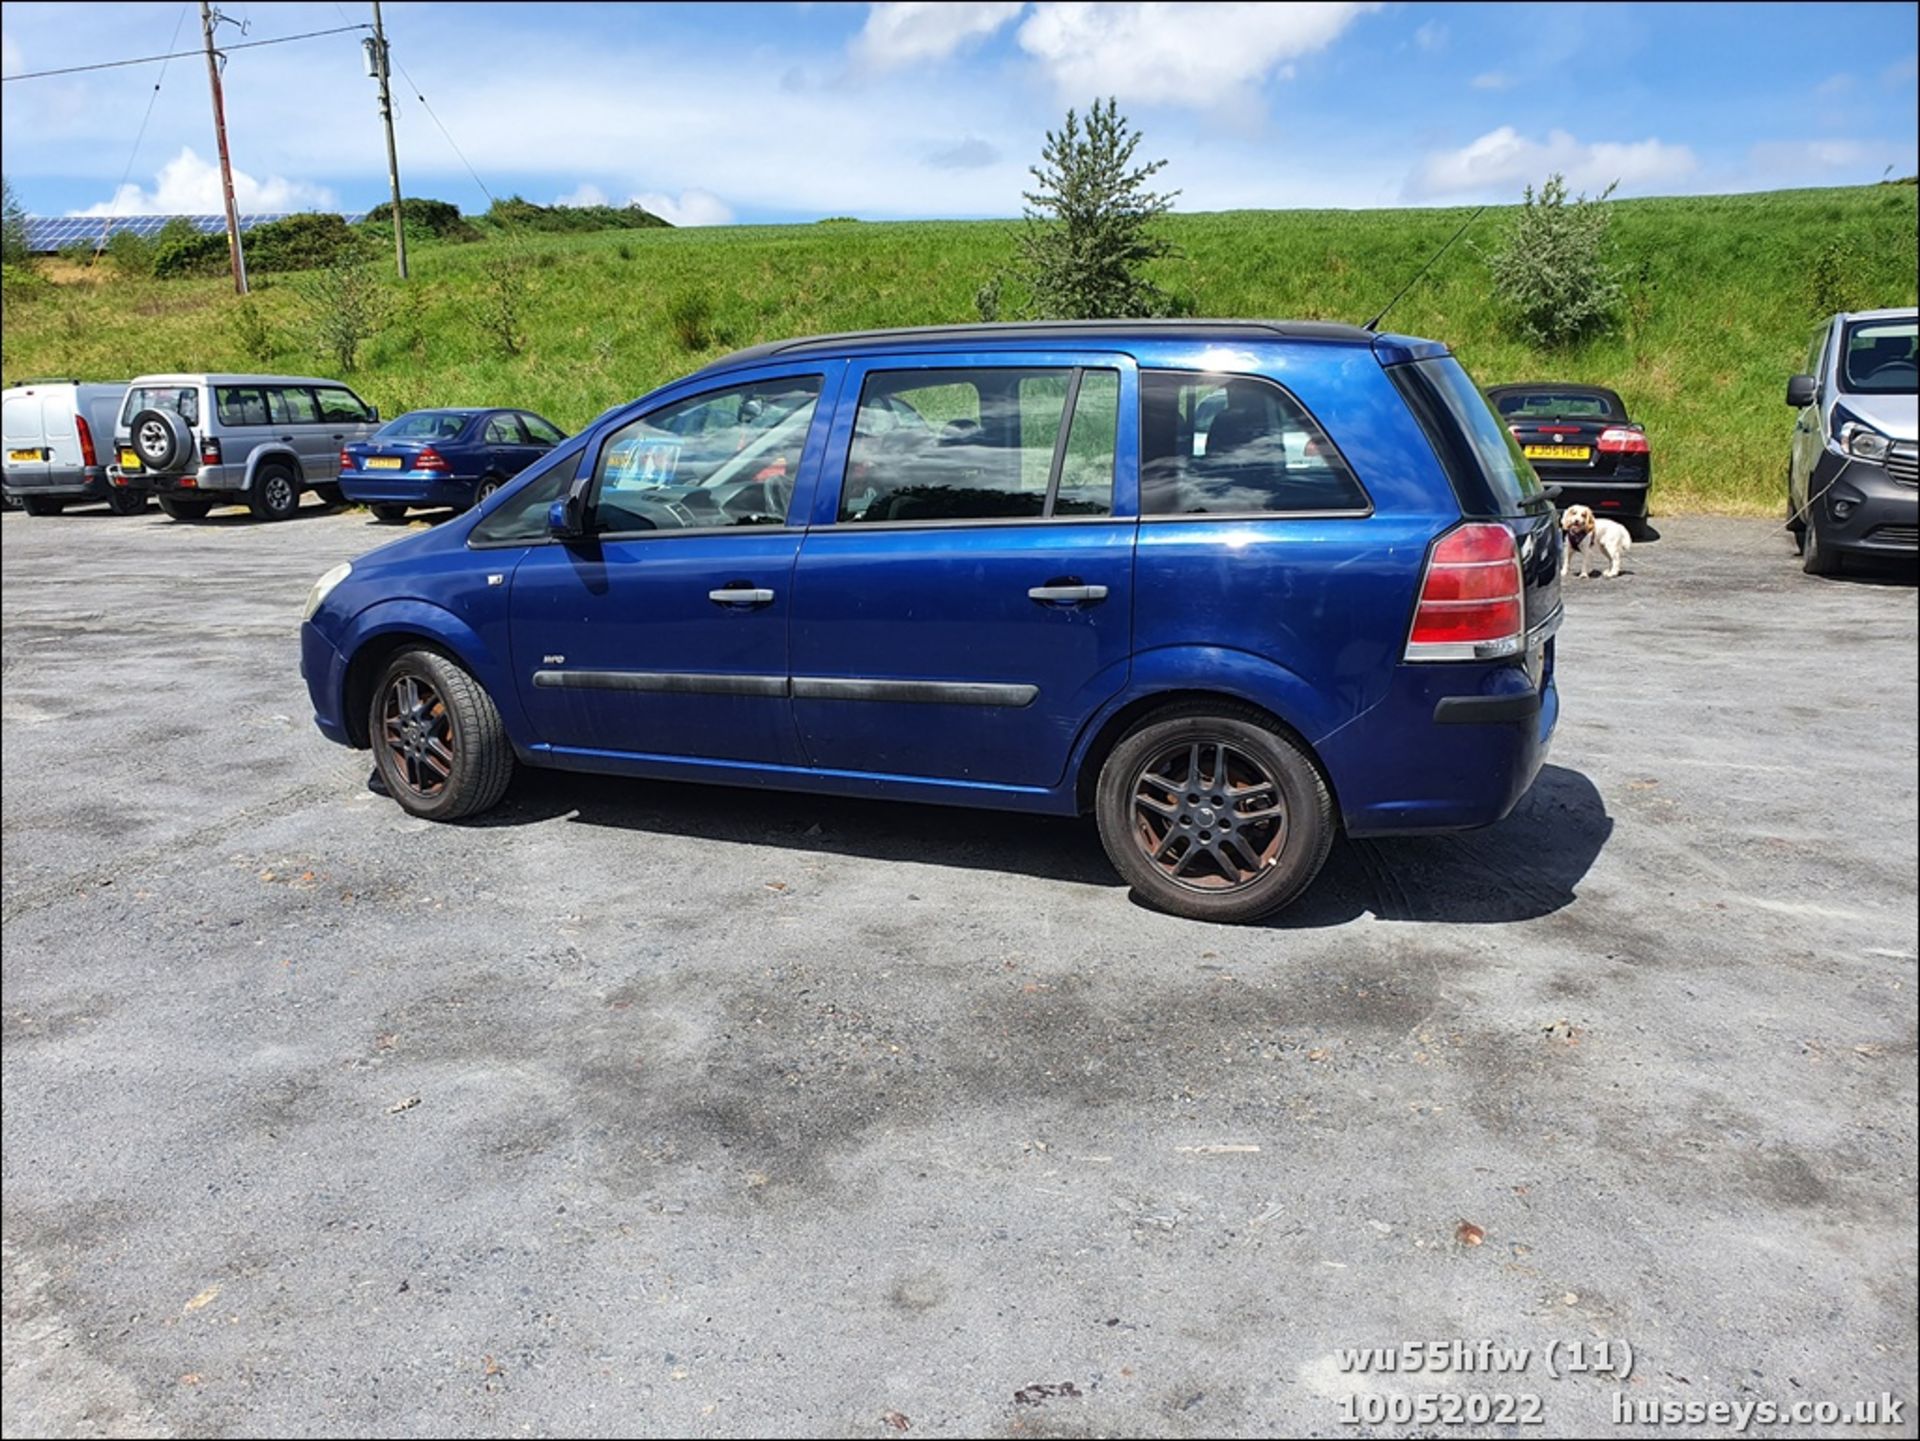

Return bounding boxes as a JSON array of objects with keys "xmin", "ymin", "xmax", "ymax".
[
  {"xmin": 1840, "ymin": 319, "xmax": 1918, "ymax": 395},
  {"xmin": 314, "ymin": 386, "xmax": 372, "ymax": 423},
  {"xmin": 122, "ymin": 385, "xmax": 200, "ymax": 427},
  {"xmin": 840, "ymin": 367, "xmax": 1117, "ymax": 523},
  {"xmin": 591, "ymin": 374, "xmax": 822, "ymax": 534},
  {"xmin": 216, "ymin": 386, "xmax": 270, "ymax": 426},
  {"xmin": 468, "ymin": 435, "xmax": 588, "ymax": 545},
  {"xmin": 268, "ymin": 387, "xmax": 319, "ymax": 425},
  {"xmin": 1140, "ymin": 371, "xmax": 1367, "ymax": 516}
]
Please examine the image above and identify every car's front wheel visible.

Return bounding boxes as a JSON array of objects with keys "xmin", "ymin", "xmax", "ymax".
[
  {"xmin": 370, "ymin": 503, "xmax": 410, "ymax": 523},
  {"xmin": 370, "ymin": 648, "xmax": 514, "ymax": 821},
  {"xmin": 1095, "ymin": 703, "xmax": 1334, "ymax": 923},
  {"xmin": 1802, "ymin": 515, "xmax": 1844, "ymax": 576}
]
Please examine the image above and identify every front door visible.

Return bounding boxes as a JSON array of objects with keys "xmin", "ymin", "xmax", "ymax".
[
  {"xmin": 508, "ymin": 365, "xmax": 838, "ymax": 766},
  {"xmin": 788, "ymin": 354, "xmax": 1137, "ymax": 790}
]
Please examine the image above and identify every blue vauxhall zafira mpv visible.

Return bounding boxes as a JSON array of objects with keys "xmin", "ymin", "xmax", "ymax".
[{"xmin": 301, "ymin": 320, "xmax": 1564, "ymax": 922}]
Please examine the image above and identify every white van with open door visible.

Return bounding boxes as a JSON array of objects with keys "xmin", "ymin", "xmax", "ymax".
[{"xmin": 2, "ymin": 380, "xmax": 141, "ymax": 516}]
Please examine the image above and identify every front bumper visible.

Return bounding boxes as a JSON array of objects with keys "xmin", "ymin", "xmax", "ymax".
[
  {"xmin": 339, "ymin": 471, "xmax": 475, "ymax": 508},
  {"xmin": 1808, "ymin": 451, "xmax": 1919, "ymax": 555},
  {"xmin": 301, "ymin": 622, "xmax": 354, "ymax": 747}
]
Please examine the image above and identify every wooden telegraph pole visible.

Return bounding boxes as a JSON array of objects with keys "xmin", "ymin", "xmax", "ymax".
[{"xmin": 198, "ymin": 1, "xmax": 248, "ymax": 295}]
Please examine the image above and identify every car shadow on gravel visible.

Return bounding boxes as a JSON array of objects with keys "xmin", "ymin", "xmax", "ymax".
[{"xmin": 477, "ymin": 762, "xmax": 1611, "ymax": 925}]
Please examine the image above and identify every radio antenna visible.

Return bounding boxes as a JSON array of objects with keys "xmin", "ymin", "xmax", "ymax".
[{"xmin": 1363, "ymin": 205, "xmax": 1485, "ymax": 333}]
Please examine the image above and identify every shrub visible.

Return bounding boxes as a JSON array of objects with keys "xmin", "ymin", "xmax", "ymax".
[
  {"xmin": 1805, "ymin": 238, "xmax": 1866, "ymax": 317},
  {"xmin": 300, "ymin": 257, "xmax": 385, "ymax": 372},
  {"xmin": 665, "ymin": 290, "xmax": 716, "ymax": 351},
  {"xmin": 1484, "ymin": 174, "xmax": 1623, "ymax": 347},
  {"xmin": 230, "ymin": 297, "xmax": 276, "ymax": 364},
  {"xmin": 478, "ymin": 194, "xmax": 670, "ymax": 234},
  {"xmin": 243, "ymin": 212, "xmax": 367, "ymax": 272},
  {"xmin": 471, "ymin": 250, "xmax": 529, "ymax": 357},
  {"xmin": 1, "ymin": 176, "xmax": 30, "ymax": 269},
  {"xmin": 104, "ymin": 227, "xmax": 156, "ymax": 277},
  {"xmin": 361, "ymin": 196, "xmax": 482, "ymax": 244},
  {"xmin": 1010, "ymin": 98, "xmax": 1179, "ymax": 320},
  {"xmin": 154, "ymin": 228, "xmax": 232, "ymax": 279}
]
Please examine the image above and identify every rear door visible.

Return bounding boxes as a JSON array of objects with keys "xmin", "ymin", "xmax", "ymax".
[
  {"xmin": 787, "ymin": 352, "xmax": 1136, "ymax": 789},
  {"xmin": 314, "ymin": 385, "xmax": 378, "ymax": 476},
  {"xmin": 268, "ymin": 385, "xmax": 332, "ymax": 482},
  {"xmin": 3, "ymin": 389, "xmax": 55, "ymax": 490},
  {"xmin": 482, "ymin": 412, "xmax": 539, "ymax": 478}
]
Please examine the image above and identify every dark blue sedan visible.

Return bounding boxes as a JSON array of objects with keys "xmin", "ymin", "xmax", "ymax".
[{"xmin": 340, "ymin": 408, "xmax": 567, "ymax": 521}]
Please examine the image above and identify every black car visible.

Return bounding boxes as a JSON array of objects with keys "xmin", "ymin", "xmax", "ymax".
[{"xmin": 1486, "ymin": 383, "xmax": 1651, "ymax": 536}]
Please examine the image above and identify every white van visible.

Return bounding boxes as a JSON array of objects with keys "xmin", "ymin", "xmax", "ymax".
[{"xmin": 2, "ymin": 380, "xmax": 141, "ymax": 516}]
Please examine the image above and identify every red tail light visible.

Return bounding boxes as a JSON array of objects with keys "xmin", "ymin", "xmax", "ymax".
[
  {"xmin": 340, "ymin": 449, "xmax": 355, "ymax": 471},
  {"xmin": 75, "ymin": 414, "xmax": 97, "ymax": 468},
  {"xmin": 1405, "ymin": 522, "xmax": 1525, "ymax": 660},
  {"xmin": 416, "ymin": 447, "xmax": 451, "ymax": 472},
  {"xmin": 1597, "ymin": 426, "xmax": 1649, "ymax": 454},
  {"xmin": 200, "ymin": 436, "xmax": 222, "ymax": 466}
]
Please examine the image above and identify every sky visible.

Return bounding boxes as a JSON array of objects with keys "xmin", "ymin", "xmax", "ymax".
[{"xmin": 2, "ymin": 1, "xmax": 1916, "ymax": 225}]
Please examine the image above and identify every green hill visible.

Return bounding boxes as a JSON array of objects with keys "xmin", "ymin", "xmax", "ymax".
[{"xmin": 4, "ymin": 184, "xmax": 1914, "ymax": 514}]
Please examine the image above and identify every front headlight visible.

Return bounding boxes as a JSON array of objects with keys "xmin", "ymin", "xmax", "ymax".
[
  {"xmin": 1838, "ymin": 421, "xmax": 1892, "ymax": 462},
  {"xmin": 302, "ymin": 561, "xmax": 352, "ymax": 622}
]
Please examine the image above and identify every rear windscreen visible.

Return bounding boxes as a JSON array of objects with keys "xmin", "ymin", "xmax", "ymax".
[
  {"xmin": 1493, "ymin": 391, "xmax": 1621, "ymax": 421},
  {"xmin": 121, "ymin": 385, "xmax": 200, "ymax": 427},
  {"xmin": 379, "ymin": 413, "xmax": 469, "ymax": 440},
  {"xmin": 1414, "ymin": 358, "xmax": 1543, "ymax": 514}
]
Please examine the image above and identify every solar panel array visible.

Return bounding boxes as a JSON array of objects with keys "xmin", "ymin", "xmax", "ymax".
[{"xmin": 23, "ymin": 213, "xmax": 368, "ymax": 253}]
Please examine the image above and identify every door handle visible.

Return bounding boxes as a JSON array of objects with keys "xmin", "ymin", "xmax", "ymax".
[
  {"xmin": 279, "ymin": 435, "xmax": 294, "ymax": 443},
  {"xmin": 709, "ymin": 586, "xmax": 775, "ymax": 606},
  {"xmin": 332, "ymin": 433, "xmax": 345, "ymax": 441},
  {"xmin": 1028, "ymin": 583, "xmax": 1108, "ymax": 605}
]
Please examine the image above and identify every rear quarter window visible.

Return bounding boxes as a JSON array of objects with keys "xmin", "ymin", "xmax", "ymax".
[{"xmin": 1400, "ymin": 358, "xmax": 1544, "ymax": 516}]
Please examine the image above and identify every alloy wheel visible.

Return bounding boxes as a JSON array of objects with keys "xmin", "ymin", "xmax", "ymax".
[
  {"xmin": 380, "ymin": 672, "xmax": 457, "ymax": 798},
  {"xmin": 1130, "ymin": 739, "xmax": 1288, "ymax": 891}
]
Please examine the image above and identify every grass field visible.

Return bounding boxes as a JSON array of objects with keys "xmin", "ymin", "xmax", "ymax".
[{"xmin": 4, "ymin": 184, "xmax": 1915, "ymax": 513}]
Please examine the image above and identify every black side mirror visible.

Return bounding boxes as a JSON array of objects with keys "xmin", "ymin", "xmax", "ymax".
[{"xmin": 1785, "ymin": 374, "xmax": 1817, "ymax": 408}]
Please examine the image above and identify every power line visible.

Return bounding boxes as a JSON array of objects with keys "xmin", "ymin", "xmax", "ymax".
[
  {"xmin": 88, "ymin": 4, "xmax": 193, "ymax": 266},
  {"xmin": 1, "ymin": 22, "xmax": 369, "ymax": 82},
  {"xmin": 391, "ymin": 56, "xmax": 499, "ymax": 211}
]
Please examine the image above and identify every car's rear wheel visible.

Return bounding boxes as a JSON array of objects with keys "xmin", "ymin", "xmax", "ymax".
[
  {"xmin": 1095, "ymin": 703, "xmax": 1334, "ymax": 923},
  {"xmin": 249, "ymin": 463, "xmax": 301, "ymax": 521},
  {"xmin": 370, "ymin": 503, "xmax": 410, "ymax": 523},
  {"xmin": 472, "ymin": 474, "xmax": 504, "ymax": 509},
  {"xmin": 156, "ymin": 496, "xmax": 213, "ymax": 521},
  {"xmin": 21, "ymin": 496, "xmax": 64, "ymax": 516},
  {"xmin": 106, "ymin": 487, "xmax": 147, "ymax": 515},
  {"xmin": 370, "ymin": 648, "xmax": 513, "ymax": 821},
  {"xmin": 1802, "ymin": 515, "xmax": 1844, "ymax": 576}
]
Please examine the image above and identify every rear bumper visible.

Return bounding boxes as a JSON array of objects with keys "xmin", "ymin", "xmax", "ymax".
[
  {"xmin": 1322, "ymin": 644, "xmax": 1559, "ymax": 836},
  {"xmin": 1809, "ymin": 452, "xmax": 1918, "ymax": 556},
  {"xmin": 1540, "ymin": 475, "xmax": 1649, "ymax": 519},
  {"xmin": 112, "ymin": 464, "xmax": 240, "ymax": 498},
  {"xmin": 3, "ymin": 465, "xmax": 110, "ymax": 499},
  {"xmin": 339, "ymin": 472, "xmax": 474, "ymax": 507}
]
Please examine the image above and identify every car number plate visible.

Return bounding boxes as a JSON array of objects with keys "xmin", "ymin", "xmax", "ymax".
[
  {"xmin": 1524, "ymin": 444, "xmax": 1590, "ymax": 461},
  {"xmin": 7, "ymin": 448, "xmax": 43, "ymax": 463},
  {"xmin": 365, "ymin": 456, "xmax": 404, "ymax": 470},
  {"xmin": 118, "ymin": 450, "xmax": 142, "ymax": 470}
]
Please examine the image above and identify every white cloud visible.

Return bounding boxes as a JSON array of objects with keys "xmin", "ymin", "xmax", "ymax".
[
  {"xmin": 1414, "ymin": 20, "xmax": 1447, "ymax": 52},
  {"xmin": 1814, "ymin": 72, "xmax": 1854, "ymax": 97},
  {"xmin": 855, "ymin": 2, "xmax": 1025, "ymax": 67},
  {"xmin": 1015, "ymin": 1, "xmax": 1379, "ymax": 107},
  {"xmin": 1470, "ymin": 70, "xmax": 1513, "ymax": 91},
  {"xmin": 630, "ymin": 189, "xmax": 735, "ymax": 227},
  {"xmin": 556, "ymin": 183, "xmax": 609, "ymax": 207},
  {"xmin": 72, "ymin": 146, "xmax": 335, "ymax": 216},
  {"xmin": 1, "ymin": 31, "xmax": 23, "ymax": 78},
  {"xmin": 1407, "ymin": 126, "xmax": 1697, "ymax": 200}
]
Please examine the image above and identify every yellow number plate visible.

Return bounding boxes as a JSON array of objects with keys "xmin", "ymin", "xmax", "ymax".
[
  {"xmin": 365, "ymin": 456, "xmax": 404, "ymax": 470},
  {"xmin": 118, "ymin": 450, "xmax": 142, "ymax": 469},
  {"xmin": 1524, "ymin": 445, "xmax": 1591, "ymax": 461},
  {"xmin": 7, "ymin": 448, "xmax": 43, "ymax": 463}
]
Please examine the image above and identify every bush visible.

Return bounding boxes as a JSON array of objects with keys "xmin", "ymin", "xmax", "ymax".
[
  {"xmin": 471, "ymin": 251, "xmax": 529, "ymax": 357},
  {"xmin": 154, "ymin": 227, "xmax": 232, "ymax": 279},
  {"xmin": 1805, "ymin": 238, "xmax": 1867, "ymax": 317},
  {"xmin": 104, "ymin": 227, "xmax": 156, "ymax": 277},
  {"xmin": 230, "ymin": 297, "xmax": 276, "ymax": 364},
  {"xmin": 299, "ymin": 258, "xmax": 384, "ymax": 372},
  {"xmin": 1, "ymin": 176, "xmax": 30, "ymax": 269},
  {"xmin": 1009, "ymin": 98, "xmax": 1179, "ymax": 320},
  {"xmin": 478, "ymin": 194, "xmax": 670, "ymax": 234},
  {"xmin": 361, "ymin": 196, "xmax": 482, "ymax": 244},
  {"xmin": 243, "ymin": 212, "xmax": 367, "ymax": 272},
  {"xmin": 665, "ymin": 290, "xmax": 716, "ymax": 351},
  {"xmin": 1484, "ymin": 174, "xmax": 1623, "ymax": 347}
]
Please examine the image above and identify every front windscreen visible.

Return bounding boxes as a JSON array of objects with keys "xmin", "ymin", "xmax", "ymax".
[{"xmin": 1839, "ymin": 319, "xmax": 1918, "ymax": 395}]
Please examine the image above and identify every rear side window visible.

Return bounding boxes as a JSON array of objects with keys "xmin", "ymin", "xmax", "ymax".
[
  {"xmin": 314, "ymin": 386, "xmax": 372, "ymax": 423},
  {"xmin": 840, "ymin": 367, "xmax": 1117, "ymax": 523},
  {"xmin": 122, "ymin": 386, "xmax": 199, "ymax": 427},
  {"xmin": 216, "ymin": 387, "xmax": 270, "ymax": 426},
  {"xmin": 269, "ymin": 387, "xmax": 319, "ymax": 424},
  {"xmin": 483, "ymin": 413, "xmax": 525, "ymax": 444},
  {"xmin": 1139, "ymin": 371, "xmax": 1366, "ymax": 516},
  {"xmin": 1402, "ymin": 357, "xmax": 1544, "ymax": 515},
  {"xmin": 520, "ymin": 413, "xmax": 565, "ymax": 445}
]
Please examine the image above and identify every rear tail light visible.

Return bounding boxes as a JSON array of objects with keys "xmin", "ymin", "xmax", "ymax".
[
  {"xmin": 340, "ymin": 449, "xmax": 355, "ymax": 471},
  {"xmin": 75, "ymin": 414, "xmax": 97, "ymax": 468},
  {"xmin": 416, "ymin": 447, "xmax": 451, "ymax": 472},
  {"xmin": 1405, "ymin": 522, "xmax": 1526, "ymax": 661},
  {"xmin": 200, "ymin": 436, "xmax": 222, "ymax": 466},
  {"xmin": 1597, "ymin": 426, "xmax": 1649, "ymax": 454}
]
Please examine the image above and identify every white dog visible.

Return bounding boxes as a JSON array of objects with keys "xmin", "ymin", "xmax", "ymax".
[{"xmin": 1560, "ymin": 504, "xmax": 1632, "ymax": 579}]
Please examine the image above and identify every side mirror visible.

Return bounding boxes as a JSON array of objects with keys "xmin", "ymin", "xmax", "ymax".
[
  {"xmin": 369, "ymin": 407, "xmax": 380, "ymax": 422},
  {"xmin": 547, "ymin": 489, "xmax": 588, "ymax": 540},
  {"xmin": 1785, "ymin": 374, "xmax": 1817, "ymax": 408}
]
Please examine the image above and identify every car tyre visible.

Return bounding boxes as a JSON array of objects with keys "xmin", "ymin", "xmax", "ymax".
[
  {"xmin": 370, "ymin": 503, "xmax": 410, "ymax": 523},
  {"xmin": 370, "ymin": 648, "xmax": 514, "ymax": 822},
  {"xmin": 472, "ymin": 473, "xmax": 505, "ymax": 509},
  {"xmin": 21, "ymin": 496, "xmax": 64, "ymax": 516},
  {"xmin": 313, "ymin": 483, "xmax": 346, "ymax": 507},
  {"xmin": 1095, "ymin": 702, "xmax": 1334, "ymax": 923},
  {"xmin": 249, "ymin": 462, "xmax": 301, "ymax": 522},
  {"xmin": 1802, "ymin": 515, "xmax": 1844, "ymax": 576},
  {"xmin": 106, "ymin": 487, "xmax": 148, "ymax": 516},
  {"xmin": 129, "ymin": 407, "xmax": 191, "ymax": 472},
  {"xmin": 156, "ymin": 496, "xmax": 213, "ymax": 521}
]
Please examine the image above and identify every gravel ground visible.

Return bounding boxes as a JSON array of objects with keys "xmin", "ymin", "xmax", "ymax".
[{"xmin": 3, "ymin": 502, "xmax": 1915, "ymax": 1439}]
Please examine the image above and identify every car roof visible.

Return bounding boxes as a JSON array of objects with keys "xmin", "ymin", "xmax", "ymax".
[
  {"xmin": 125, "ymin": 373, "xmax": 354, "ymax": 388},
  {"xmin": 1838, "ymin": 307, "xmax": 1919, "ymax": 323},
  {"xmin": 700, "ymin": 318, "xmax": 1396, "ymax": 372},
  {"xmin": 393, "ymin": 407, "xmax": 489, "ymax": 417}
]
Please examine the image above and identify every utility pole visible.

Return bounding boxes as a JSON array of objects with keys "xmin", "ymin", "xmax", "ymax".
[
  {"xmin": 370, "ymin": 1, "xmax": 407, "ymax": 280},
  {"xmin": 198, "ymin": 1, "xmax": 247, "ymax": 295}
]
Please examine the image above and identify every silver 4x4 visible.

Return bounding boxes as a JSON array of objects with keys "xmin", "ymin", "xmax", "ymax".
[{"xmin": 111, "ymin": 373, "xmax": 380, "ymax": 522}]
